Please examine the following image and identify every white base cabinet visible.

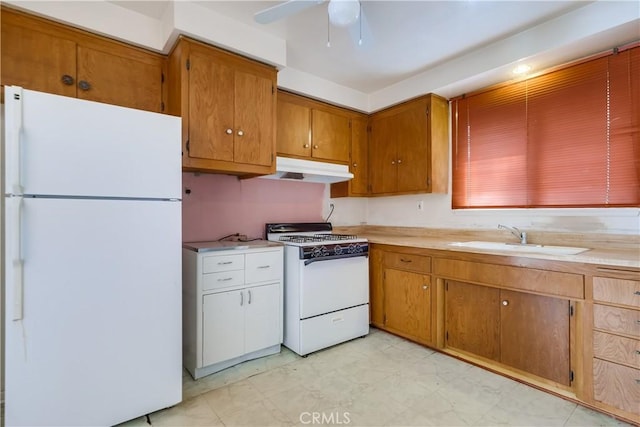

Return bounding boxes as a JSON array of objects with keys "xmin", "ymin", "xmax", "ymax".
[{"xmin": 182, "ymin": 244, "xmax": 283, "ymax": 379}]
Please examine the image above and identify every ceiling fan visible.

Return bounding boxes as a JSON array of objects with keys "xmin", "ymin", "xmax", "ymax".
[{"xmin": 254, "ymin": 0, "xmax": 362, "ymax": 27}]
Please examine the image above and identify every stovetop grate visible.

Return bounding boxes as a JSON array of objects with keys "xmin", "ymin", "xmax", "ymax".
[{"xmin": 278, "ymin": 233, "xmax": 358, "ymax": 243}]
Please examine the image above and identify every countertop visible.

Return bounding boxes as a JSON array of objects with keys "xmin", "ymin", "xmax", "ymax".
[
  {"xmin": 334, "ymin": 226, "xmax": 640, "ymax": 269},
  {"xmin": 183, "ymin": 239, "xmax": 283, "ymax": 253}
]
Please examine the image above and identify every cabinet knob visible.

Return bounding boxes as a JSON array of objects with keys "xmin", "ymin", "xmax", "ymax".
[
  {"xmin": 353, "ymin": 163, "xmax": 358, "ymax": 168},
  {"xmin": 391, "ymin": 160, "xmax": 396, "ymax": 165},
  {"xmin": 397, "ymin": 159, "xmax": 402, "ymax": 164},
  {"xmin": 237, "ymin": 130, "xmax": 244, "ymax": 137},
  {"xmin": 61, "ymin": 74, "xmax": 74, "ymax": 86},
  {"xmin": 303, "ymin": 144, "xmax": 310, "ymax": 148},
  {"xmin": 78, "ymin": 80, "xmax": 91, "ymax": 91},
  {"xmin": 225, "ymin": 128, "xmax": 233, "ymax": 135},
  {"xmin": 314, "ymin": 145, "xmax": 319, "ymax": 149},
  {"xmin": 422, "ymin": 285, "xmax": 428, "ymax": 290},
  {"xmin": 502, "ymin": 300, "xmax": 509, "ymax": 306}
]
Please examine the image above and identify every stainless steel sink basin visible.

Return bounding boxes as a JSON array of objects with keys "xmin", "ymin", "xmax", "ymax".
[{"xmin": 449, "ymin": 241, "xmax": 589, "ymax": 255}]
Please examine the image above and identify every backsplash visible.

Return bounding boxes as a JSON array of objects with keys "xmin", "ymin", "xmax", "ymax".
[{"xmin": 182, "ymin": 173, "xmax": 325, "ymax": 242}]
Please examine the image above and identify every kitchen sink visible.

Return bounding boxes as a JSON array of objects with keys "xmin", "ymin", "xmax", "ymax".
[{"xmin": 449, "ymin": 241, "xmax": 589, "ymax": 255}]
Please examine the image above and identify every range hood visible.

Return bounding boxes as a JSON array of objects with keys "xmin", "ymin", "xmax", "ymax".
[{"xmin": 259, "ymin": 156, "xmax": 353, "ymax": 184}]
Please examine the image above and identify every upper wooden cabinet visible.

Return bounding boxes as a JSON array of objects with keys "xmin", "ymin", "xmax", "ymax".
[
  {"xmin": 276, "ymin": 91, "xmax": 352, "ymax": 164},
  {"xmin": 330, "ymin": 115, "xmax": 369, "ymax": 197},
  {"xmin": 168, "ymin": 37, "xmax": 276, "ymax": 175},
  {"xmin": 369, "ymin": 94, "xmax": 449, "ymax": 195},
  {"xmin": 1, "ymin": 7, "xmax": 165, "ymax": 113}
]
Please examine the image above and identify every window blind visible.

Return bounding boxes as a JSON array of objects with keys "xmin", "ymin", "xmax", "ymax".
[{"xmin": 451, "ymin": 45, "xmax": 639, "ymax": 209}]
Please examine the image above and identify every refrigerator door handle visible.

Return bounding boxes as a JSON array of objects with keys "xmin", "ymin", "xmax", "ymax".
[
  {"xmin": 7, "ymin": 86, "xmax": 24, "ymax": 195},
  {"xmin": 10, "ymin": 197, "xmax": 24, "ymax": 320}
]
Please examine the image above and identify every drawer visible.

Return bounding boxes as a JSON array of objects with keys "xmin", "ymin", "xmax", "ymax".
[
  {"xmin": 593, "ymin": 358, "xmax": 640, "ymax": 415},
  {"xmin": 433, "ymin": 258, "xmax": 584, "ymax": 299},
  {"xmin": 202, "ymin": 254, "xmax": 244, "ymax": 274},
  {"xmin": 594, "ymin": 304, "xmax": 640, "ymax": 338},
  {"xmin": 385, "ymin": 252, "xmax": 431, "ymax": 273},
  {"xmin": 202, "ymin": 270, "xmax": 244, "ymax": 291},
  {"xmin": 593, "ymin": 330, "xmax": 640, "ymax": 368},
  {"xmin": 245, "ymin": 250, "xmax": 283, "ymax": 284},
  {"xmin": 593, "ymin": 277, "xmax": 640, "ymax": 308}
]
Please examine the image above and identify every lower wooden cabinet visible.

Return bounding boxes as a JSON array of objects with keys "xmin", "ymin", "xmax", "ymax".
[
  {"xmin": 368, "ymin": 242, "xmax": 640, "ymax": 424},
  {"xmin": 445, "ymin": 280, "xmax": 572, "ymax": 386},
  {"xmin": 384, "ymin": 269, "xmax": 431, "ymax": 344},
  {"xmin": 590, "ymin": 274, "xmax": 640, "ymax": 420},
  {"xmin": 369, "ymin": 245, "xmax": 433, "ymax": 345}
]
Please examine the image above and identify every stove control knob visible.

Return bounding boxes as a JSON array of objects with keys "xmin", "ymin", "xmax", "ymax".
[
  {"xmin": 321, "ymin": 246, "xmax": 329, "ymax": 256},
  {"xmin": 334, "ymin": 245, "xmax": 343, "ymax": 255},
  {"xmin": 312, "ymin": 247, "xmax": 322, "ymax": 257}
]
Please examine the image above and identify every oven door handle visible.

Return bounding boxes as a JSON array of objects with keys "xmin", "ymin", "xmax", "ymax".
[{"xmin": 303, "ymin": 252, "xmax": 368, "ymax": 266}]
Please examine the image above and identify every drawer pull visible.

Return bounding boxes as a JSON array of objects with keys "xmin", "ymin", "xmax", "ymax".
[
  {"xmin": 636, "ymin": 350, "xmax": 640, "ymax": 355},
  {"xmin": 636, "ymin": 379, "xmax": 640, "ymax": 385},
  {"xmin": 635, "ymin": 291, "xmax": 640, "ymax": 295},
  {"xmin": 400, "ymin": 258, "xmax": 412, "ymax": 263},
  {"xmin": 257, "ymin": 265, "xmax": 271, "ymax": 269},
  {"xmin": 218, "ymin": 261, "xmax": 233, "ymax": 265},
  {"xmin": 218, "ymin": 277, "xmax": 233, "ymax": 282}
]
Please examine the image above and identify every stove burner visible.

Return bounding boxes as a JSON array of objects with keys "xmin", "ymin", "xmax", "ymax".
[{"xmin": 278, "ymin": 233, "xmax": 358, "ymax": 243}]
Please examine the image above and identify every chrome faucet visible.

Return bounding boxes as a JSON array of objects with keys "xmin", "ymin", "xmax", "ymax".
[{"xmin": 498, "ymin": 224, "xmax": 528, "ymax": 244}]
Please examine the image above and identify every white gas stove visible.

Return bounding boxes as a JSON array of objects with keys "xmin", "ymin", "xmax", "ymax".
[{"xmin": 266, "ymin": 223, "xmax": 369, "ymax": 356}]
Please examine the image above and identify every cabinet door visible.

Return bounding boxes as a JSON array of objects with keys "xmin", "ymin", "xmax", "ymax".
[
  {"xmin": 396, "ymin": 103, "xmax": 429, "ymax": 192},
  {"xmin": 500, "ymin": 290, "xmax": 571, "ymax": 385},
  {"xmin": 384, "ymin": 269, "xmax": 431, "ymax": 344},
  {"xmin": 1, "ymin": 20, "xmax": 76, "ymax": 97},
  {"xmin": 350, "ymin": 117, "xmax": 369, "ymax": 195},
  {"xmin": 311, "ymin": 109, "xmax": 350, "ymax": 163},
  {"xmin": 202, "ymin": 291, "xmax": 245, "ymax": 366},
  {"xmin": 244, "ymin": 283, "xmax": 281, "ymax": 354},
  {"xmin": 188, "ymin": 48, "xmax": 235, "ymax": 162},
  {"xmin": 77, "ymin": 45, "xmax": 164, "ymax": 113},
  {"xmin": 234, "ymin": 70, "xmax": 275, "ymax": 166},
  {"xmin": 277, "ymin": 96, "xmax": 311, "ymax": 157},
  {"xmin": 445, "ymin": 280, "xmax": 500, "ymax": 361},
  {"xmin": 369, "ymin": 115, "xmax": 397, "ymax": 194}
]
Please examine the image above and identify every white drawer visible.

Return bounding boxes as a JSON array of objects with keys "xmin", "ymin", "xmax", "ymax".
[
  {"xmin": 202, "ymin": 270, "xmax": 245, "ymax": 291},
  {"xmin": 297, "ymin": 304, "xmax": 369, "ymax": 356},
  {"xmin": 246, "ymin": 251, "xmax": 283, "ymax": 284},
  {"xmin": 202, "ymin": 254, "xmax": 244, "ymax": 274}
]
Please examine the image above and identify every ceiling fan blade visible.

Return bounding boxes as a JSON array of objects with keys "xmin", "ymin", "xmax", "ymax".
[{"xmin": 254, "ymin": 0, "xmax": 325, "ymax": 24}]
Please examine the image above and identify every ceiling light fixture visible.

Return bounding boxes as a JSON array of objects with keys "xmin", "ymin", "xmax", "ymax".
[
  {"xmin": 513, "ymin": 64, "xmax": 532, "ymax": 75},
  {"xmin": 328, "ymin": 0, "xmax": 360, "ymax": 27}
]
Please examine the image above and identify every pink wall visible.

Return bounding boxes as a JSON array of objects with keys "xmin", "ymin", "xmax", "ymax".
[{"xmin": 182, "ymin": 172, "xmax": 325, "ymax": 242}]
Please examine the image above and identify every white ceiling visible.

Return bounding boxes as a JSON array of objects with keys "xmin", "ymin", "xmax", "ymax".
[{"xmin": 105, "ymin": 0, "xmax": 639, "ymax": 97}]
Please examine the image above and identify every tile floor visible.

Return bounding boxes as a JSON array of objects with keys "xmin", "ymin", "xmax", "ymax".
[{"xmin": 120, "ymin": 328, "xmax": 632, "ymax": 427}]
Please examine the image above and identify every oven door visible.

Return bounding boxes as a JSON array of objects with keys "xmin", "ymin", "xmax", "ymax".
[{"xmin": 299, "ymin": 254, "xmax": 369, "ymax": 319}]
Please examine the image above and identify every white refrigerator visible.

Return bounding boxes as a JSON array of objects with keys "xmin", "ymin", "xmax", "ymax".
[{"xmin": 2, "ymin": 86, "xmax": 183, "ymax": 426}]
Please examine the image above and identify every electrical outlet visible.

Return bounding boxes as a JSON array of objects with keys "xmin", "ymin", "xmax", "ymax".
[{"xmin": 417, "ymin": 200, "xmax": 424, "ymax": 211}]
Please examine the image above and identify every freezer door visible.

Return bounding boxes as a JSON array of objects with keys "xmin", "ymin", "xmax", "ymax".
[
  {"xmin": 4, "ymin": 86, "xmax": 181, "ymax": 199},
  {"xmin": 4, "ymin": 197, "xmax": 182, "ymax": 426}
]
